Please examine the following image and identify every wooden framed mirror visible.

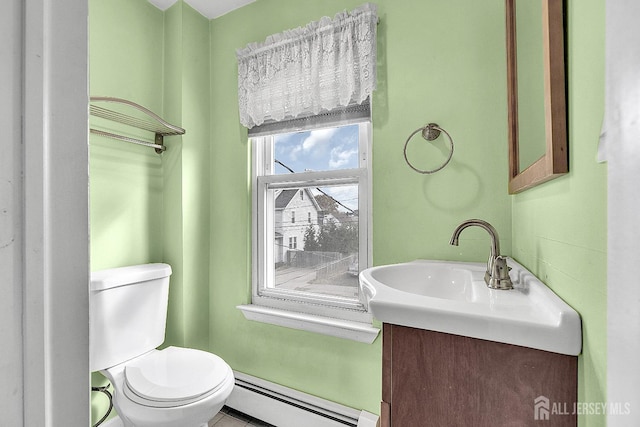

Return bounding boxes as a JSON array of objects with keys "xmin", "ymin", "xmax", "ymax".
[{"xmin": 506, "ymin": 0, "xmax": 567, "ymax": 194}]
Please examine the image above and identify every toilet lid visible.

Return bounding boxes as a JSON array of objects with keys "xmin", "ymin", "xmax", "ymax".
[{"xmin": 124, "ymin": 346, "xmax": 230, "ymax": 403}]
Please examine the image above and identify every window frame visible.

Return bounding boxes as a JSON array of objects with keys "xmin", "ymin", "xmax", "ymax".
[{"xmin": 251, "ymin": 122, "xmax": 373, "ymax": 323}]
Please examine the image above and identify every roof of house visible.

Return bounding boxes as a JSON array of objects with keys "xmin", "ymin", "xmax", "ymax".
[
  {"xmin": 275, "ymin": 188, "xmax": 322, "ymax": 212},
  {"xmin": 275, "ymin": 189, "xmax": 299, "ymax": 210}
]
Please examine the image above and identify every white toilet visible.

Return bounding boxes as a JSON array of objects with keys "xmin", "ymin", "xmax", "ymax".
[{"xmin": 90, "ymin": 263, "xmax": 234, "ymax": 427}]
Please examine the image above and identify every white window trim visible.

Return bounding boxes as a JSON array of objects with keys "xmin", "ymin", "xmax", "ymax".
[
  {"xmin": 240, "ymin": 123, "xmax": 378, "ymax": 343},
  {"xmin": 237, "ymin": 304, "xmax": 379, "ymax": 344}
]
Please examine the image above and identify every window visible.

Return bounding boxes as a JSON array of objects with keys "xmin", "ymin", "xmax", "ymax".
[
  {"xmin": 237, "ymin": 3, "xmax": 378, "ymax": 340},
  {"xmin": 252, "ymin": 122, "xmax": 372, "ymax": 323}
]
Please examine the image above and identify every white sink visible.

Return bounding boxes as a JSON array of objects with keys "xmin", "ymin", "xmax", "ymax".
[{"xmin": 359, "ymin": 259, "xmax": 582, "ymax": 355}]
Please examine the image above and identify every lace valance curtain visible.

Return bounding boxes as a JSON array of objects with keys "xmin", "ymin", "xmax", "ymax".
[{"xmin": 236, "ymin": 3, "xmax": 378, "ymax": 129}]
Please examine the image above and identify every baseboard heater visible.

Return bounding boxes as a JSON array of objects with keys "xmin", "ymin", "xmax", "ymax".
[{"xmin": 226, "ymin": 371, "xmax": 379, "ymax": 427}]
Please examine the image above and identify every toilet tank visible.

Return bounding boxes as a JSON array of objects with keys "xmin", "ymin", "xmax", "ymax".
[{"xmin": 90, "ymin": 263, "xmax": 172, "ymax": 372}]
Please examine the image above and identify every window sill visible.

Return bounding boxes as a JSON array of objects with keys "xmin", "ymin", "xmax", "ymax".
[{"xmin": 237, "ymin": 304, "xmax": 380, "ymax": 344}]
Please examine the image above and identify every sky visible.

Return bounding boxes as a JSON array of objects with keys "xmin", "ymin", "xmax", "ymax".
[
  {"xmin": 274, "ymin": 124, "xmax": 359, "ymax": 174},
  {"xmin": 273, "ymin": 124, "xmax": 360, "ymax": 212}
]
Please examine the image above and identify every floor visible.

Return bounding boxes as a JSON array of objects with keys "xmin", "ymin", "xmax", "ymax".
[{"xmin": 209, "ymin": 407, "xmax": 275, "ymax": 427}]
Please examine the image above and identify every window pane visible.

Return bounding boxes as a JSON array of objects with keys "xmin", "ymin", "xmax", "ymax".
[
  {"xmin": 273, "ymin": 124, "xmax": 359, "ymax": 174},
  {"xmin": 271, "ymin": 183, "xmax": 359, "ymax": 300}
]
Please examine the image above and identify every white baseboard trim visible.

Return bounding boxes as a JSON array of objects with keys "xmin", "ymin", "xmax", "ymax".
[{"xmin": 226, "ymin": 371, "xmax": 379, "ymax": 427}]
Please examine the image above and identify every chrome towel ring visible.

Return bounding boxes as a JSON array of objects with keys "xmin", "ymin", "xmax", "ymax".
[{"xmin": 403, "ymin": 123, "xmax": 454, "ymax": 174}]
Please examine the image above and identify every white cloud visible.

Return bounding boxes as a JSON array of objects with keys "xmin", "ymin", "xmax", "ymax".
[
  {"xmin": 329, "ymin": 145, "xmax": 358, "ymax": 168},
  {"xmin": 289, "ymin": 145, "xmax": 302, "ymax": 161},
  {"xmin": 302, "ymin": 128, "xmax": 339, "ymax": 152}
]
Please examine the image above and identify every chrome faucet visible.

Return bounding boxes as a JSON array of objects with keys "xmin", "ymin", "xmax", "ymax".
[{"xmin": 449, "ymin": 219, "xmax": 513, "ymax": 290}]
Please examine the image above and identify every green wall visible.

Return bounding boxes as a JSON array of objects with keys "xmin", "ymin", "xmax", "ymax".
[
  {"xmin": 88, "ymin": 0, "xmax": 607, "ymax": 425},
  {"xmin": 511, "ymin": 0, "xmax": 607, "ymax": 425},
  {"xmin": 89, "ymin": 0, "xmax": 164, "ymax": 272},
  {"xmin": 162, "ymin": 1, "xmax": 212, "ymax": 352},
  {"xmin": 209, "ymin": 0, "xmax": 510, "ymax": 415}
]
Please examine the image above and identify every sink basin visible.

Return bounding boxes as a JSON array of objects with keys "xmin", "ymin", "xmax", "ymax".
[{"xmin": 359, "ymin": 259, "xmax": 582, "ymax": 355}]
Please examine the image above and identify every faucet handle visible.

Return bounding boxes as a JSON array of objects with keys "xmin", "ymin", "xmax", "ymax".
[{"xmin": 487, "ymin": 256, "xmax": 514, "ymax": 290}]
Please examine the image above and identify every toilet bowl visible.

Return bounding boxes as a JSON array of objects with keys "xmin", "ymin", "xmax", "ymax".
[
  {"xmin": 90, "ymin": 264, "xmax": 234, "ymax": 427},
  {"xmin": 103, "ymin": 347, "xmax": 234, "ymax": 427}
]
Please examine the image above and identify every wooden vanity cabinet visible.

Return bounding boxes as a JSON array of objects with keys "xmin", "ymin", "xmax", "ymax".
[{"xmin": 381, "ymin": 324, "xmax": 578, "ymax": 427}]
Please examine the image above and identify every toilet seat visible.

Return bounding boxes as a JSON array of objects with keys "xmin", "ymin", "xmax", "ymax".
[{"xmin": 123, "ymin": 346, "xmax": 231, "ymax": 408}]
